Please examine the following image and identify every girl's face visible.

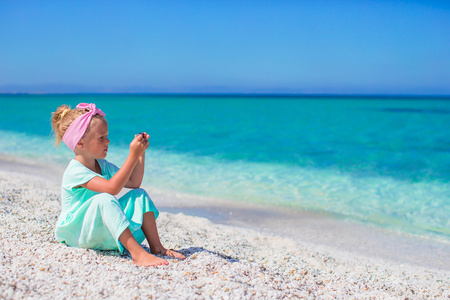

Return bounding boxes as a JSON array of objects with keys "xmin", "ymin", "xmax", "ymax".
[{"xmin": 81, "ymin": 117, "xmax": 110, "ymax": 159}]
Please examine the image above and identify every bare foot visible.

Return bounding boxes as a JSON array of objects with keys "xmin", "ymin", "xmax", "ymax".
[
  {"xmin": 132, "ymin": 251, "xmax": 169, "ymax": 267},
  {"xmin": 164, "ymin": 249, "xmax": 186, "ymax": 260},
  {"xmin": 152, "ymin": 247, "xmax": 186, "ymax": 260}
]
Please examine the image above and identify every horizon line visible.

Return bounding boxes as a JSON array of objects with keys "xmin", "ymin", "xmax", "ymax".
[{"xmin": 1, "ymin": 92, "xmax": 449, "ymax": 98}]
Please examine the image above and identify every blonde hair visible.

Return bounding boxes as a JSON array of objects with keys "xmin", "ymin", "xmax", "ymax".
[{"xmin": 51, "ymin": 104, "xmax": 105, "ymax": 148}]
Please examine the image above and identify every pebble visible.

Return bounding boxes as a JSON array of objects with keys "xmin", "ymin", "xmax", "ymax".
[{"xmin": 1, "ymin": 169, "xmax": 450, "ymax": 299}]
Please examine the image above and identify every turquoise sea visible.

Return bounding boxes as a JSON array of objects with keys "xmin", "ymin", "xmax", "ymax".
[{"xmin": 0, "ymin": 94, "xmax": 449, "ymax": 242}]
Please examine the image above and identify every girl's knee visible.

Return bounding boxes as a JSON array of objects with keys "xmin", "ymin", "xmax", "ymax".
[
  {"xmin": 126, "ymin": 188, "xmax": 148, "ymax": 198},
  {"xmin": 120, "ymin": 188, "xmax": 155, "ymax": 210}
]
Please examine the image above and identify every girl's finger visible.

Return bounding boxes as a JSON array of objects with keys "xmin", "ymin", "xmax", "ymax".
[{"xmin": 136, "ymin": 132, "xmax": 149, "ymax": 140}]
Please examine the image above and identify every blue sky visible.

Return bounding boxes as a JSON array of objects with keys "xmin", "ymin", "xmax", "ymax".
[{"xmin": 1, "ymin": 0, "xmax": 449, "ymax": 95}]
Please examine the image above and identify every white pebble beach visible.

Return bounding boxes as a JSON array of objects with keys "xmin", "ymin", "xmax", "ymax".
[{"xmin": 1, "ymin": 157, "xmax": 449, "ymax": 299}]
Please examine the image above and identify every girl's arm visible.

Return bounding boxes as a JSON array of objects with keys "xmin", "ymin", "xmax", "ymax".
[
  {"xmin": 125, "ymin": 151, "xmax": 145, "ymax": 189},
  {"xmin": 125, "ymin": 132, "xmax": 149, "ymax": 188},
  {"xmin": 82, "ymin": 134, "xmax": 147, "ymax": 195}
]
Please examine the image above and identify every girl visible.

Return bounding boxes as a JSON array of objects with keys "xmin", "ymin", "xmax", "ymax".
[{"xmin": 51, "ymin": 103, "xmax": 185, "ymax": 267}]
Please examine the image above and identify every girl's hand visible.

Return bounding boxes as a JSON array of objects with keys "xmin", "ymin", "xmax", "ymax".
[
  {"xmin": 140, "ymin": 132, "xmax": 150, "ymax": 150},
  {"xmin": 130, "ymin": 132, "xmax": 149, "ymax": 156},
  {"xmin": 137, "ymin": 132, "xmax": 150, "ymax": 150}
]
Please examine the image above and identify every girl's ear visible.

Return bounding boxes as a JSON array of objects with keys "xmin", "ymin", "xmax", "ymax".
[{"xmin": 76, "ymin": 139, "xmax": 84, "ymax": 149}]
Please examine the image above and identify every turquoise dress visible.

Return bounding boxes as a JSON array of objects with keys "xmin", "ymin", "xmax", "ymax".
[{"xmin": 55, "ymin": 159, "xmax": 159, "ymax": 253}]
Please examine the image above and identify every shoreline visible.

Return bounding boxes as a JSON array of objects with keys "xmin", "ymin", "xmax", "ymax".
[
  {"xmin": 157, "ymin": 195, "xmax": 450, "ymax": 271},
  {"xmin": 1, "ymin": 156, "xmax": 449, "ymax": 298},
  {"xmin": 1, "ymin": 154, "xmax": 450, "ymax": 270}
]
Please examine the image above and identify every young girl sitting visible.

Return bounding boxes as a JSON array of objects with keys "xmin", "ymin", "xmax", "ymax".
[{"xmin": 51, "ymin": 103, "xmax": 185, "ymax": 267}]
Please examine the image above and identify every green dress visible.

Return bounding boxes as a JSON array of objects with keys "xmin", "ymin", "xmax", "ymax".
[{"xmin": 55, "ymin": 159, "xmax": 159, "ymax": 253}]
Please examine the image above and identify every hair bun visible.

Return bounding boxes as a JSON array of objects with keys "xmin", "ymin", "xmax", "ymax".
[{"xmin": 60, "ymin": 108, "xmax": 70, "ymax": 119}]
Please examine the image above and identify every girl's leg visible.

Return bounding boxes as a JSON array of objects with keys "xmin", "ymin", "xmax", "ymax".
[
  {"xmin": 119, "ymin": 228, "xmax": 169, "ymax": 267},
  {"xmin": 141, "ymin": 212, "xmax": 186, "ymax": 260}
]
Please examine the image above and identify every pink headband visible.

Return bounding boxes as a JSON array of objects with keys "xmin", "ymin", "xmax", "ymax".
[{"xmin": 62, "ymin": 103, "xmax": 106, "ymax": 152}]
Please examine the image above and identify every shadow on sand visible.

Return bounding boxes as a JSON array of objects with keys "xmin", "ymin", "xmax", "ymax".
[{"xmin": 112, "ymin": 245, "xmax": 240, "ymax": 263}]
